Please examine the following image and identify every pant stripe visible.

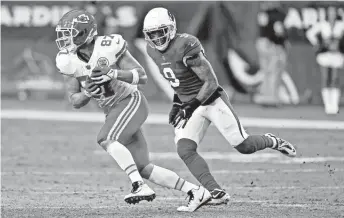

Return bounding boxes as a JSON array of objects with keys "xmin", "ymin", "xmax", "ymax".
[
  {"xmin": 110, "ymin": 91, "xmax": 140, "ymax": 140},
  {"xmin": 106, "ymin": 92, "xmax": 138, "ymax": 140},
  {"xmin": 221, "ymin": 96, "xmax": 245, "ymax": 139},
  {"xmin": 113, "ymin": 91, "xmax": 142, "ymax": 140}
]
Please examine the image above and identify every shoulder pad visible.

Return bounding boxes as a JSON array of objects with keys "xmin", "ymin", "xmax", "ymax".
[
  {"xmin": 98, "ymin": 34, "xmax": 128, "ymax": 60},
  {"xmin": 180, "ymin": 33, "xmax": 203, "ymax": 57},
  {"xmin": 111, "ymin": 34, "xmax": 127, "ymax": 59},
  {"xmin": 55, "ymin": 50, "xmax": 75, "ymax": 76},
  {"xmin": 179, "ymin": 34, "xmax": 204, "ymax": 66}
]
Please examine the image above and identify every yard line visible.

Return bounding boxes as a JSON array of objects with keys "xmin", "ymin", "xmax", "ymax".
[
  {"xmin": 3, "ymin": 186, "xmax": 344, "ymax": 193},
  {"xmin": 93, "ymin": 151, "xmax": 344, "ymax": 164},
  {"xmin": 1, "ymin": 198, "xmax": 343, "ymax": 209},
  {"xmin": 2, "ymin": 109, "xmax": 344, "ymax": 130},
  {"xmin": 2, "ymin": 168, "xmax": 343, "ymax": 176}
]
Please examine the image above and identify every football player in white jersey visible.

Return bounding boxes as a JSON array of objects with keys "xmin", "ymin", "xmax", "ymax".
[{"xmin": 55, "ymin": 9, "xmax": 211, "ymax": 212}]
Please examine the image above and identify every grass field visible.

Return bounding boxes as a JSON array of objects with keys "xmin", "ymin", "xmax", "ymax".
[{"xmin": 1, "ymin": 99, "xmax": 344, "ymax": 218}]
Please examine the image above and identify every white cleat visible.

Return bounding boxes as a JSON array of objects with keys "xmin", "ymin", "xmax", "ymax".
[
  {"xmin": 265, "ymin": 133, "xmax": 297, "ymax": 157},
  {"xmin": 124, "ymin": 181, "xmax": 156, "ymax": 204},
  {"xmin": 177, "ymin": 186, "xmax": 212, "ymax": 212},
  {"xmin": 206, "ymin": 189, "xmax": 231, "ymax": 205}
]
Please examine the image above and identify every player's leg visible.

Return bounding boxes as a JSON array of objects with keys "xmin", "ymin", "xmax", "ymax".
[
  {"xmin": 317, "ymin": 51, "xmax": 342, "ymax": 115},
  {"xmin": 97, "ymin": 91, "xmax": 155, "ymax": 204},
  {"xmin": 125, "ymin": 128, "xmax": 211, "ymax": 212},
  {"xmin": 320, "ymin": 66, "xmax": 340, "ymax": 115},
  {"xmin": 207, "ymin": 93, "xmax": 296, "ymax": 157},
  {"xmin": 174, "ymin": 107, "xmax": 230, "ymax": 205}
]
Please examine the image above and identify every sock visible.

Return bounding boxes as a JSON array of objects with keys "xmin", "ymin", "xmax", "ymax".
[
  {"xmin": 236, "ymin": 135, "xmax": 276, "ymax": 154},
  {"xmin": 106, "ymin": 141, "xmax": 143, "ymax": 183},
  {"xmin": 322, "ymin": 88, "xmax": 330, "ymax": 112},
  {"xmin": 329, "ymin": 88, "xmax": 340, "ymax": 113},
  {"xmin": 144, "ymin": 165, "xmax": 198, "ymax": 193},
  {"xmin": 177, "ymin": 139, "xmax": 222, "ymax": 192},
  {"xmin": 182, "ymin": 152, "xmax": 222, "ymax": 192}
]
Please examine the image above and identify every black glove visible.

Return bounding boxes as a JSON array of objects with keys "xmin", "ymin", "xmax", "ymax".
[
  {"xmin": 169, "ymin": 94, "xmax": 182, "ymax": 124},
  {"xmin": 172, "ymin": 98, "xmax": 201, "ymax": 128},
  {"xmin": 84, "ymin": 77, "xmax": 103, "ymax": 98}
]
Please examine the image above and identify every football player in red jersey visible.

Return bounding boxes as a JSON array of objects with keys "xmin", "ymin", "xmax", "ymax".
[
  {"xmin": 55, "ymin": 9, "xmax": 212, "ymax": 212},
  {"xmin": 143, "ymin": 7, "xmax": 297, "ymax": 207}
]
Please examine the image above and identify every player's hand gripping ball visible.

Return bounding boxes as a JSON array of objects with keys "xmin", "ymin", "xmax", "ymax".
[
  {"xmin": 91, "ymin": 66, "xmax": 116, "ymax": 85},
  {"xmin": 84, "ymin": 76, "xmax": 104, "ymax": 98}
]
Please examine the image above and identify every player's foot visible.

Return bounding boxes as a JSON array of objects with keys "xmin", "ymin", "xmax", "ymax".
[
  {"xmin": 206, "ymin": 189, "xmax": 230, "ymax": 205},
  {"xmin": 265, "ymin": 133, "xmax": 297, "ymax": 157},
  {"xmin": 177, "ymin": 186, "xmax": 211, "ymax": 212},
  {"xmin": 124, "ymin": 181, "xmax": 156, "ymax": 204}
]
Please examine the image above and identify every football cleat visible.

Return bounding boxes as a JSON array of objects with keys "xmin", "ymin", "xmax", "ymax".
[
  {"xmin": 206, "ymin": 189, "xmax": 231, "ymax": 205},
  {"xmin": 124, "ymin": 181, "xmax": 156, "ymax": 204},
  {"xmin": 265, "ymin": 133, "xmax": 297, "ymax": 157},
  {"xmin": 177, "ymin": 186, "xmax": 212, "ymax": 212}
]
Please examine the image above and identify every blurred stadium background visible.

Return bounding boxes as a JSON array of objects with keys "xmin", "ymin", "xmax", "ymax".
[
  {"xmin": 1, "ymin": 1, "xmax": 344, "ymax": 217},
  {"xmin": 1, "ymin": 1, "xmax": 344, "ymax": 104}
]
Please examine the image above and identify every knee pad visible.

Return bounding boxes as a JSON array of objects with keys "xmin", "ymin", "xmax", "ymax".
[
  {"xmin": 177, "ymin": 138, "xmax": 198, "ymax": 161},
  {"xmin": 235, "ymin": 138, "xmax": 255, "ymax": 154},
  {"xmin": 139, "ymin": 163, "xmax": 154, "ymax": 180}
]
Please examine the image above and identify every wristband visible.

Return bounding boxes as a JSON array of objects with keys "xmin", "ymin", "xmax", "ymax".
[
  {"xmin": 131, "ymin": 69, "xmax": 140, "ymax": 85},
  {"xmin": 108, "ymin": 69, "xmax": 118, "ymax": 79},
  {"xmin": 188, "ymin": 98, "xmax": 202, "ymax": 109}
]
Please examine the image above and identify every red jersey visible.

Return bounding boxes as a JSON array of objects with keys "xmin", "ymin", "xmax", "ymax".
[{"xmin": 147, "ymin": 33, "xmax": 205, "ymax": 102}]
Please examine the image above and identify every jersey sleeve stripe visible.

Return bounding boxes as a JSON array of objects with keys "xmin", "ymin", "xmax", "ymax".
[{"xmin": 116, "ymin": 41, "xmax": 128, "ymax": 59}]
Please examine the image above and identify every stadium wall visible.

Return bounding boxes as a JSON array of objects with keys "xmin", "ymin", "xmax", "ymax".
[{"xmin": 1, "ymin": 1, "xmax": 343, "ymax": 104}]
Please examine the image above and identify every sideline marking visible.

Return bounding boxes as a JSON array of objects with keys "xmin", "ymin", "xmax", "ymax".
[{"xmin": 2, "ymin": 109, "xmax": 344, "ymax": 130}]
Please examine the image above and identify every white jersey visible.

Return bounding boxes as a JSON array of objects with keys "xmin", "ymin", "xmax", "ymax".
[{"xmin": 55, "ymin": 34, "xmax": 137, "ymax": 109}]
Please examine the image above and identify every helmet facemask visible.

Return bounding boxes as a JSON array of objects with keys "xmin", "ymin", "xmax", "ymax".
[{"xmin": 144, "ymin": 25, "xmax": 175, "ymax": 51}]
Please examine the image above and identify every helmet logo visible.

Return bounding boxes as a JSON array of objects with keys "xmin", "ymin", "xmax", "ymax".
[
  {"xmin": 97, "ymin": 57, "xmax": 109, "ymax": 67},
  {"xmin": 75, "ymin": 14, "xmax": 90, "ymax": 24},
  {"xmin": 167, "ymin": 11, "xmax": 175, "ymax": 22}
]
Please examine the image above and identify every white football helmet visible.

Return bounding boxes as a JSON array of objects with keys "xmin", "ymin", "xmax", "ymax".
[{"xmin": 143, "ymin": 7, "xmax": 177, "ymax": 51}]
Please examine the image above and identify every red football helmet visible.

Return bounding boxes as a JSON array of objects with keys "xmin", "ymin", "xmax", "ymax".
[{"xmin": 55, "ymin": 9, "xmax": 97, "ymax": 52}]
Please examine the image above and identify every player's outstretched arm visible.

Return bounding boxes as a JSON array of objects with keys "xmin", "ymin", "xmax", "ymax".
[
  {"xmin": 115, "ymin": 50, "xmax": 148, "ymax": 85},
  {"xmin": 63, "ymin": 75, "xmax": 91, "ymax": 109},
  {"xmin": 186, "ymin": 52, "xmax": 219, "ymax": 103}
]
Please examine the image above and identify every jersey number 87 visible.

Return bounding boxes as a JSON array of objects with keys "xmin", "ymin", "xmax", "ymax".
[{"xmin": 163, "ymin": 67, "xmax": 180, "ymax": 87}]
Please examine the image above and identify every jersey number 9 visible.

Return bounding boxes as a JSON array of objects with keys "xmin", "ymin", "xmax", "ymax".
[{"xmin": 163, "ymin": 67, "xmax": 180, "ymax": 87}]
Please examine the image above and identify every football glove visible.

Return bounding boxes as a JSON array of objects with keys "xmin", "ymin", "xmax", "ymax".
[
  {"xmin": 169, "ymin": 94, "xmax": 183, "ymax": 125},
  {"xmin": 84, "ymin": 76, "xmax": 103, "ymax": 98},
  {"xmin": 91, "ymin": 66, "xmax": 117, "ymax": 85},
  {"xmin": 172, "ymin": 98, "xmax": 201, "ymax": 129}
]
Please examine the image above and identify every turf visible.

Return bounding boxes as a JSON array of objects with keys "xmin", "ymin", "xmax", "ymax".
[{"xmin": 1, "ymin": 100, "xmax": 344, "ymax": 217}]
